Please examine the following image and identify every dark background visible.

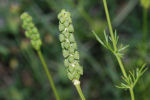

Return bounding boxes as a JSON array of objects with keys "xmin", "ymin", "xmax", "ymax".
[{"xmin": 0, "ymin": 0, "xmax": 150, "ymax": 100}]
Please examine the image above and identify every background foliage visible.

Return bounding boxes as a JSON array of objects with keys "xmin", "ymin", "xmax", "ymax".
[{"xmin": 0, "ymin": 0, "xmax": 150, "ymax": 100}]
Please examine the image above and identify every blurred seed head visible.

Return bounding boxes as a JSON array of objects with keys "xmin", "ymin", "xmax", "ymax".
[
  {"xmin": 20, "ymin": 39, "xmax": 30, "ymax": 50},
  {"xmin": 10, "ymin": 3, "xmax": 20, "ymax": 14},
  {"xmin": 20, "ymin": 12, "xmax": 42, "ymax": 50},
  {"xmin": 9, "ymin": 58, "xmax": 18, "ymax": 70},
  {"xmin": 44, "ymin": 34, "xmax": 54, "ymax": 44}
]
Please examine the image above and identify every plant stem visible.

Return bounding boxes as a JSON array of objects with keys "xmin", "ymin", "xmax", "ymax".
[
  {"xmin": 74, "ymin": 82, "xmax": 86, "ymax": 100},
  {"xmin": 103, "ymin": 0, "xmax": 127, "ymax": 78},
  {"xmin": 103, "ymin": 0, "xmax": 117, "ymax": 51},
  {"xmin": 142, "ymin": 8, "xmax": 148, "ymax": 49},
  {"xmin": 116, "ymin": 55, "xmax": 127, "ymax": 78},
  {"xmin": 37, "ymin": 50, "xmax": 60, "ymax": 100},
  {"xmin": 116, "ymin": 54, "xmax": 135, "ymax": 100},
  {"xmin": 103, "ymin": 0, "xmax": 135, "ymax": 100},
  {"xmin": 129, "ymin": 88, "xmax": 135, "ymax": 100}
]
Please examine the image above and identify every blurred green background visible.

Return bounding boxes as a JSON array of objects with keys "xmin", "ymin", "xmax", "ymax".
[{"xmin": 0, "ymin": 0, "xmax": 150, "ymax": 100}]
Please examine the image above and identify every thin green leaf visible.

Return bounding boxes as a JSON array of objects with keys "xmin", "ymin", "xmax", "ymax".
[
  {"xmin": 118, "ymin": 45, "xmax": 129, "ymax": 52},
  {"xmin": 104, "ymin": 30, "xmax": 108, "ymax": 43},
  {"xmin": 92, "ymin": 31, "xmax": 106, "ymax": 48}
]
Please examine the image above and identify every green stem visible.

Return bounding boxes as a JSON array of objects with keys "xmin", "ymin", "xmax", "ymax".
[
  {"xmin": 103, "ymin": 0, "xmax": 127, "ymax": 78},
  {"xmin": 74, "ymin": 83, "xmax": 86, "ymax": 100},
  {"xmin": 116, "ymin": 55, "xmax": 127, "ymax": 78},
  {"xmin": 103, "ymin": 0, "xmax": 135, "ymax": 100},
  {"xmin": 129, "ymin": 88, "xmax": 135, "ymax": 100},
  {"xmin": 142, "ymin": 8, "xmax": 148, "ymax": 48},
  {"xmin": 37, "ymin": 50, "xmax": 60, "ymax": 100},
  {"xmin": 103, "ymin": 0, "xmax": 117, "ymax": 51}
]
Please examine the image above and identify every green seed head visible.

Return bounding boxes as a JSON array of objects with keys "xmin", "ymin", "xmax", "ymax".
[
  {"xmin": 140, "ymin": 0, "xmax": 150, "ymax": 9},
  {"xmin": 58, "ymin": 9, "xmax": 83, "ymax": 81},
  {"xmin": 20, "ymin": 12, "xmax": 42, "ymax": 50}
]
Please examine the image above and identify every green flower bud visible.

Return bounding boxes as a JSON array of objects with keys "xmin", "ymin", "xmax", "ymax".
[
  {"xmin": 26, "ymin": 17, "xmax": 32, "ymax": 23},
  {"xmin": 59, "ymin": 34, "xmax": 65, "ymax": 42},
  {"xmin": 25, "ymin": 31, "xmax": 31, "ymax": 38},
  {"xmin": 61, "ymin": 42, "xmax": 65, "ymax": 49},
  {"xmin": 67, "ymin": 72, "xmax": 73, "ymax": 80},
  {"xmin": 74, "ymin": 73, "xmax": 80, "ymax": 80},
  {"xmin": 22, "ymin": 22, "xmax": 28, "ymax": 29},
  {"xmin": 64, "ymin": 41, "xmax": 70, "ymax": 49},
  {"xmin": 68, "ymin": 25, "xmax": 74, "ymax": 33},
  {"xmin": 68, "ymin": 56, "xmax": 74, "ymax": 63},
  {"xmin": 63, "ymin": 31, "xmax": 70, "ymax": 38},
  {"xmin": 74, "ymin": 51, "xmax": 79, "ymax": 59},
  {"xmin": 32, "ymin": 27, "xmax": 38, "ymax": 34},
  {"xmin": 64, "ymin": 21, "xmax": 70, "ymax": 27},
  {"xmin": 65, "ymin": 12, "xmax": 71, "ymax": 18},
  {"xmin": 63, "ymin": 50, "xmax": 69, "ymax": 58},
  {"xmin": 69, "ymin": 34, "xmax": 75, "ymax": 43},
  {"xmin": 31, "ymin": 34, "xmax": 40, "ymax": 40},
  {"xmin": 20, "ymin": 13, "xmax": 28, "ymax": 20},
  {"xmin": 59, "ymin": 23, "xmax": 65, "ymax": 32},
  {"xmin": 68, "ymin": 65, "xmax": 75, "ymax": 73},
  {"xmin": 78, "ymin": 66, "xmax": 83, "ymax": 75},
  {"xmin": 58, "ymin": 9, "xmax": 83, "ymax": 81},
  {"xmin": 27, "ymin": 22, "xmax": 34, "ymax": 29},
  {"xmin": 60, "ymin": 16, "xmax": 65, "ymax": 23},
  {"xmin": 58, "ymin": 9, "xmax": 66, "ymax": 17},
  {"xmin": 69, "ymin": 47, "xmax": 74, "ymax": 54},
  {"xmin": 31, "ymin": 39, "xmax": 42, "ymax": 50},
  {"xmin": 20, "ymin": 12, "xmax": 42, "ymax": 50},
  {"xmin": 58, "ymin": 13, "xmax": 62, "ymax": 19},
  {"xmin": 64, "ymin": 59, "xmax": 69, "ymax": 67},
  {"xmin": 66, "ymin": 17, "xmax": 72, "ymax": 24},
  {"xmin": 71, "ymin": 43, "xmax": 77, "ymax": 49}
]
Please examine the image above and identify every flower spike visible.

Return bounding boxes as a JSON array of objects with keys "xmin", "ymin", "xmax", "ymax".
[
  {"xmin": 58, "ymin": 9, "xmax": 83, "ymax": 82},
  {"xmin": 20, "ymin": 12, "xmax": 42, "ymax": 50}
]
